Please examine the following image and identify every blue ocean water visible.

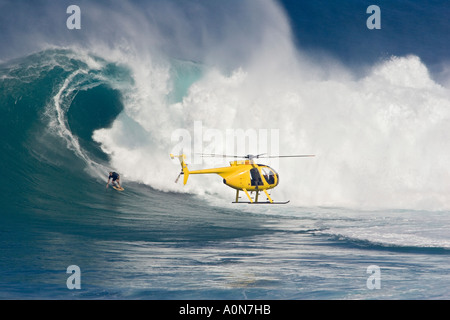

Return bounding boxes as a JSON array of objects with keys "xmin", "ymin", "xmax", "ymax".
[{"xmin": 1, "ymin": 1, "xmax": 449, "ymax": 300}]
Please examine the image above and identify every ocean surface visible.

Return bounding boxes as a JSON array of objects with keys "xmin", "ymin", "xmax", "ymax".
[{"xmin": 0, "ymin": 0, "xmax": 449, "ymax": 300}]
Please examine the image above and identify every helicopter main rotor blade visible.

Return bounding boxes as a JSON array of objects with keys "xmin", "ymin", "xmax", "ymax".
[
  {"xmin": 195, "ymin": 153, "xmax": 243, "ymax": 158},
  {"xmin": 251, "ymin": 153, "xmax": 267, "ymax": 159},
  {"xmin": 194, "ymin": 153, "xmax": 315, "ymax": 159},
  {"xmin": 258, "ymin": 155, "xmax": 315, "ymax": 158}
]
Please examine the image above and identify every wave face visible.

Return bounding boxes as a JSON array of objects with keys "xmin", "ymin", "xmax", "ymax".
[
  {"xmin": 1, "ymin": 0, "xmax": 449, "ymax": 300},
  {"xmin": 3, "ymin": 51, "xmax": 450, "ymax": 211},
  {"xmin": 1, "ymin": 1, "xmax": 449, "ymax": 210}
]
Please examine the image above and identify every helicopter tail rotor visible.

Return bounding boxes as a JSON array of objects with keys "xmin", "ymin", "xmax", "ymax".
[
  {"xmin": 174, "ymin": 172, "xmax": 182, "ymax": 183},
  {"xmin": 170, "ymin": 153, "xmax": 190, "ymax": 185}
]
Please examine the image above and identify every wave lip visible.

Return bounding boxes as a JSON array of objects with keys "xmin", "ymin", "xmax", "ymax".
[
  {"xmin": 323, "ymin": 231, "xmax": 450, "ymax": 253},
  {"xmin": 316, "ymin": 212, "xmax": 450, "ymax": 252}
]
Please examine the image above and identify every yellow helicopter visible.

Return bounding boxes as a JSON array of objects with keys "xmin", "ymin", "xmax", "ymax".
[{"xmin": 170, "ymin": 153, "xmax": 314, "ymax": 204}]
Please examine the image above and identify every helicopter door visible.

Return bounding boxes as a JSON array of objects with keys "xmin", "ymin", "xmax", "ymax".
[{"xmin": 250, "ymin": 168, "xmax": 264, "ymax": 186}]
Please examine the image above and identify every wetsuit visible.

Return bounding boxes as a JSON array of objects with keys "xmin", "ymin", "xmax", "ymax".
[{"xmin": 110, "ymin": 172, "xmax": 119, "ymax": 181}]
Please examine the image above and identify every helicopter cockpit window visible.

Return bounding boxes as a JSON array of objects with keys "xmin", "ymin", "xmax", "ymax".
[{"xmin": 261, "ymin": 167, "xmax": 275, "ymax": 184}]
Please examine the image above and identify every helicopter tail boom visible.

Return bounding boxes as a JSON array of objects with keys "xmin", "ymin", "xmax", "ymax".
[{"xmin": 171, "ymin": 153, "xmax": 239, "ymax": 185}]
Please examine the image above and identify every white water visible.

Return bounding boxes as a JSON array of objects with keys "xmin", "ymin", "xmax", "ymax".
[{"xmin": 87, "ymin": 1, "xmax": 450, "ymax": 211}]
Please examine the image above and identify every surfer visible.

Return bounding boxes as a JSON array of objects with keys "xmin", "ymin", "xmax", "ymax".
[{"xmin": 106, "ymin": 172, "xmax": 122, "ymax": 189}]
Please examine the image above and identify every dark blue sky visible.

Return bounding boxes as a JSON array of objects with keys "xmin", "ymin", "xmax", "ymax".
[{"xmin": 279, "ymin": 0, "xmax": 450, "ymax": 71}]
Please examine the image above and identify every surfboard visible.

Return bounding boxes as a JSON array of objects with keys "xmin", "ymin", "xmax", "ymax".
[{"xmin": 112, "ymin": 185, "xmax": 124, "ymax": 191}]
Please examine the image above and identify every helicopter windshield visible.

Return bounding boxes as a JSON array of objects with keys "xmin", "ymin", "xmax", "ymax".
[{"xmin": 261, "ymin": 167, "xmax": 277, "ymax": 185}]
